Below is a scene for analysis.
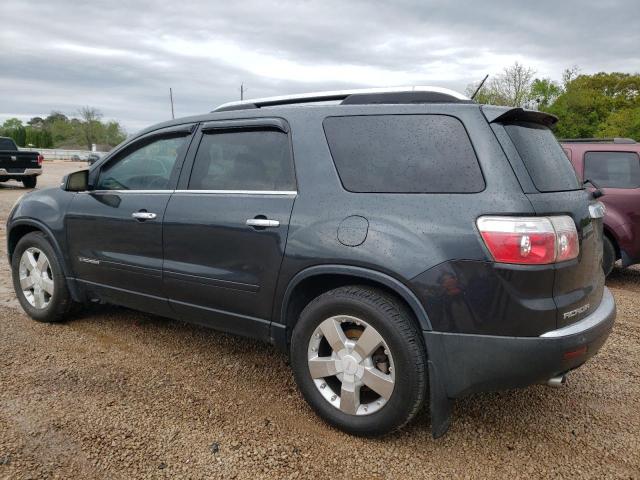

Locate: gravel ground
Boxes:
[0,163,639,479]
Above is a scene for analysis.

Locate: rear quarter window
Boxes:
[503,121,581,192]
[584,151,640,188]
[323,115,484,193]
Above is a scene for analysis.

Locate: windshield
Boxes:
[504,121,581,192]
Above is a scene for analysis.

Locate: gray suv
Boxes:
[7,87,616,437]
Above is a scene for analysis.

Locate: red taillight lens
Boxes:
[37,154,44,166]
[477,216,579,265]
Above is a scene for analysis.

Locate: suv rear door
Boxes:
[162,119,297,340]
[486,107,605,330]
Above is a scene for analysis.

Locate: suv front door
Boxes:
[162,119,297,339]
[66,125,194,315]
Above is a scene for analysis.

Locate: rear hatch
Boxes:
[0,151,40,171]
[485,106,605,330]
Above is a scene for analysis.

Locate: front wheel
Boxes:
[11,232,76,322]
[22,176,37,188]
[291,286,427,436]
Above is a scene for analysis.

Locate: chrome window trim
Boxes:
[79,189,297,196]
[174,190,297,195]
[83,190,173,194]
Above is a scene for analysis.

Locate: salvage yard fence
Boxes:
[19,147,108,161]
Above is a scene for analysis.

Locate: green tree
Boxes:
[530,78,562,109]
[2,118,23,130]
[598,107,640,140]
[545,72,640,138]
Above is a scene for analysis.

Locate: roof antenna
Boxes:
[471,75,489,100]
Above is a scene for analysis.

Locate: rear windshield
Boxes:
[504,121,581,192]
[0,138,17,150]
[323,115,484,193]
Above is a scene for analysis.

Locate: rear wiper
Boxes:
[583,178,604,199]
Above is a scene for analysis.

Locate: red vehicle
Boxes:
[562,138,640,275]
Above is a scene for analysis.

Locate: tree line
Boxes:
[467,63,640,140]
[0,107,127,150]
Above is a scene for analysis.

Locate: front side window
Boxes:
[323,115,484,193]
[584,151,640,188]
[189,129,296,191]
[97,135,188,190]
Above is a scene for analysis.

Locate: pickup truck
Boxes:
[0,136,43,188]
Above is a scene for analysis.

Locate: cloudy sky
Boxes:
[2,0,639,132]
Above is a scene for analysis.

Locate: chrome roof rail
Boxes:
[213,86,470,112]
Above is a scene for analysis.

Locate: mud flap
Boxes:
[428,359,451,439]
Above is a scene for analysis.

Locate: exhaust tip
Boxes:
[547,374,568,388]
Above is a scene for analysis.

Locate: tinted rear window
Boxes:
[323,115,484,193]
[504,121,580,192]
[0,138,17,150]
[584,151,640,188]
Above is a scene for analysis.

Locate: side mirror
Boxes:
[63,169,90,192]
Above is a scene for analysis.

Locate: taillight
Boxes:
[37,154,44,166]
[477,215,579,265]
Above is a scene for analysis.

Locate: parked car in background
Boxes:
[561,138,640,275]
[0,136,43,188]
[8,87,615,438]
[71,153,103,165]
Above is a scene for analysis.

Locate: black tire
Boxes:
[11,231,76,322]
[602,235,616,276]
[291,285,427,436]
[22,176,37,189]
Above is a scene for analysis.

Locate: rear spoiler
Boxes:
[481,105,558,127]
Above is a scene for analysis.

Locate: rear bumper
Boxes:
[0,168,42,177]
[424,287,616,398]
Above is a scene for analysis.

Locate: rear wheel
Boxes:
[291,286,427,436]
[11,232,76,322]
[22,176,37,189]
[602,236,616,276]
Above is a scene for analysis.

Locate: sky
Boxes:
[1,0,639,133]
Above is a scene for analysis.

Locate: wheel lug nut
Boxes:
[384,349,389,355]
[331,395,337,401]
[320,383,326,389]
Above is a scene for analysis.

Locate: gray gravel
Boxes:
[0,163,639,479]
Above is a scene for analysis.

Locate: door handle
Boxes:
[246,218,280,228]
[132,211,157,220]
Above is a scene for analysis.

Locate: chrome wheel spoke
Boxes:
[353,325,383,359]
[362,367,394,399]
[20,275,35,290]
[319,318,348,353]
[36,253,48,271]
[42,277,54,295]
[308,356,341,379]
[24,250,38,271]
[33,289,46,309]
[339,379,360,415]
